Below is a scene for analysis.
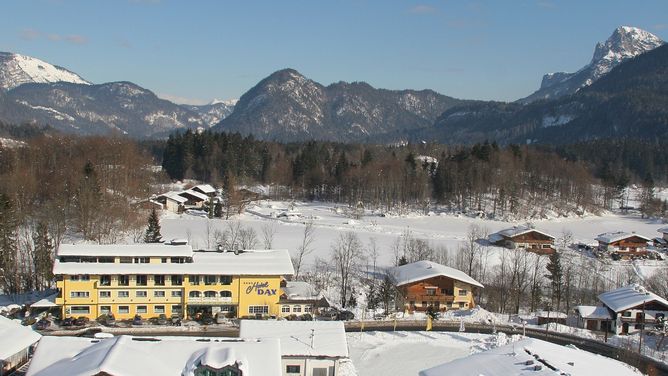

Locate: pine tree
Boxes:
[546,251,563,310]
[33,221,54,290]
[398,255,408,266]
[0,193,19,294]
[144,208,163,243]
[76,161,102,240]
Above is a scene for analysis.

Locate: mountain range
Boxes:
[0,26,665,144]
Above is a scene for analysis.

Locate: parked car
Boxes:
[200,315,215,325]
[171,314,182,326]
[61,317,74,327]
[132,315,143,326]
[215,312,228,324]
[156,314,168,325]
[337,310,355,321]
[74,316,89,327]
[35,319,51,330]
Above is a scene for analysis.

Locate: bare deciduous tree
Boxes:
[292,221,316,279]
[260,222,277,249]
[331,232,364,308]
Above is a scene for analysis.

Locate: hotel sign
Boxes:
[244,281,277,296]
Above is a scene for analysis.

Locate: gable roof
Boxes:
[388,260,483,288]
[282,281,319,300]
[239,320,348,358]
[496,226,554,239]
[575,305,613,320]
[598,284,668,313]
[193,184,216,194]
[178,189,209,202]
[157,191,188,204]
[419,338,639,376]
[595,231,651,244]
[0,315,41,360]
[27,335,281,376]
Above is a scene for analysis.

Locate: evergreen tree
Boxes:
[33,221,54,290]
[546,251,563,310]
[398,255,408,266]
[75,161,102,240]
[0,193,19,294]
[144,208,163,243]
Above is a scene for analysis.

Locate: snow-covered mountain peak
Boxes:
[209,98,238,106]
[520,26,664,103]
[0,51,90,91]
[591,26,664,77]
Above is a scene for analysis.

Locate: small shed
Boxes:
[535,310,567,325]
[0,316,41,376]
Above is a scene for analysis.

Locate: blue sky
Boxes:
[1,0,666,104]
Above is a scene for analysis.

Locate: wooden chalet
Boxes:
[595,231,650,259]
[597,284,668,335]
[191,184,217,198]
[389,261,483,313]
[489,226,555,255]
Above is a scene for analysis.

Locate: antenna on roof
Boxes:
[310,328,315,349]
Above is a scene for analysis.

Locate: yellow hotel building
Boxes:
[54,243,294,320]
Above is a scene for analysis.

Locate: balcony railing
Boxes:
[187,296,233,304]
[407,295,456,303]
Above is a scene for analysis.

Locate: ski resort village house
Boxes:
[655,227,668,249]
[54,243,294,320]
[155,191,188,213]
[595,231,651,259]
[26,335,281,376]
[389,260,483,313]
[278,281,330,319]
[0,316,41,376]
[576,284,668,335]
[191,184,217,198]
[239,320,348,376]
[488,226,555,254]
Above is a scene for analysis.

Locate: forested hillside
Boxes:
[160,130,668,218]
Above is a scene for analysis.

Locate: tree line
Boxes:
[0,136,154,294]
[159,130,668,219]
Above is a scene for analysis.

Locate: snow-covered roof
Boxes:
[179,189,209,202]
[157,191,188,203]
[658,227,668,234]
[31,294,58,308]
[0,315,41,360]
[496,226,554,239]
[575,305,613,320]
[388,260,483,288]
[193,184,216,194]
[53,249,294,276]
[282,281,319,300]
[595,231,650,244]
[239,320,348,358]
[57,243,193,257]
[598,284,668,313]
[27,335,281,376]
[487,233,504,243]
[419,337,639,376]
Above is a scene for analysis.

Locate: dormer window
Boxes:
[194,364,242,376]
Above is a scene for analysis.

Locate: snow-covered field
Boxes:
[159,200,667,276]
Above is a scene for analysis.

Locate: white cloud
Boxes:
[409,4,437,14]
[157,93,211,106]
[19,28,88,45]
